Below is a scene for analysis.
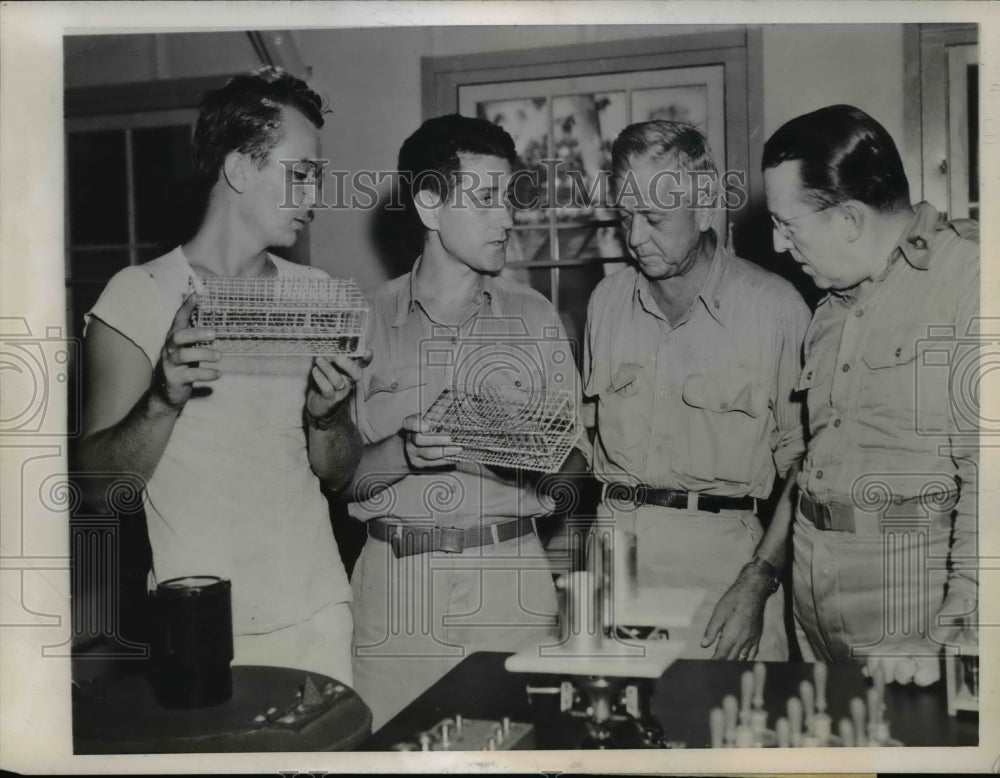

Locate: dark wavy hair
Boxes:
[397,114,516,209]
[192,67,325,190]
[762,104,910,214]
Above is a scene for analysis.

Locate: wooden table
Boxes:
[362,651,977,750]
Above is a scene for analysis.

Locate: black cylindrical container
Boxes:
[150,575,233,709]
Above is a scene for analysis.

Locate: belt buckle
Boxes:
[830,503,856,533]
[801,494,832,531]
[436,526,466,553]
[816,501,834,531]
[806,496,855,533]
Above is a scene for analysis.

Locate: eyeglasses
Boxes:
[770,204,838,239]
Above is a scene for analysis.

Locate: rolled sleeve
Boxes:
[85,265,175,367]
[771,296,811,477]
[948,259,980,597]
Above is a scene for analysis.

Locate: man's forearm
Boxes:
[307,404,364,493]
[752,459,801,570]
[950,445,978,599]
[74,390,182,504]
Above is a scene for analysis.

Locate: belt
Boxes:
[798,493,858,532]
[798,492,956,535]
[604,483,755,514]
[367,516,536,558]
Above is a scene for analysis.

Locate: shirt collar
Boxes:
[695,238,729,326]
[818,202,944,309]
[632,231,729,328]
[392,255,498,327]
[893,202,944,270]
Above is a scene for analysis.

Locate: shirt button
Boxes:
[833,419,842,428]
[841,363,850,373]
[854,309,864,317]
[451,336,458,344]
[390,381,399,390]
[816,470,824,479]
[720,402,729,410]
[894,347,902,357]
[806,371,813,380]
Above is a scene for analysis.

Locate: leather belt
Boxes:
[798,493,859,532]
[604,483,755,514]
[367,516,537,558]
[798,492,957,534]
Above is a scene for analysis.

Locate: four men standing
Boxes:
[79,65,978,731]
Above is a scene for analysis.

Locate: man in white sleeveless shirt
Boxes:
[76,69,364,683]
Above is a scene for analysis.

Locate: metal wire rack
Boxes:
[191,276,368,356]
[422,381,578,473]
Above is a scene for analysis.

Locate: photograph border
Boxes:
[1,2,997,774]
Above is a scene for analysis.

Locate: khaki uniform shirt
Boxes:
[350,260,586,529]
[796,202,979,595]
[583,239,810,498]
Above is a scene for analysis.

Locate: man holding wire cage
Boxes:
[75,69,366,685]
[345,114,591,730]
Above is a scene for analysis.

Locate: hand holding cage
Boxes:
[190,275,369,357]
[421,380,579,473]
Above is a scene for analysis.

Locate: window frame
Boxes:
[63,73,319,338]
[421,28,763,309]
[904,23,979,219]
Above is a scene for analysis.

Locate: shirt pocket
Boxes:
[362,369,428,442]
[681,371,764,485]
[859,325,932,429]
[596,361,647,464]
[795,344,838,410]
[861,328,920,369]
[796,348,828,393]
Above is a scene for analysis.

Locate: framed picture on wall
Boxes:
[424,28,761,348]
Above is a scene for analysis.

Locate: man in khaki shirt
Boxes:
[763,105,978,684]
[584,121,810,660]
[346,115,589,729]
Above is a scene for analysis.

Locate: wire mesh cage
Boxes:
[191,276,369,356]
[422,381,579,473]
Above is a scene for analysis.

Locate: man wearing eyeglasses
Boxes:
[762,104,979,684]
[76,70,364,683]
[583,121,811,661]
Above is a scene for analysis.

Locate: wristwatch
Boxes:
[745,556,781,594]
